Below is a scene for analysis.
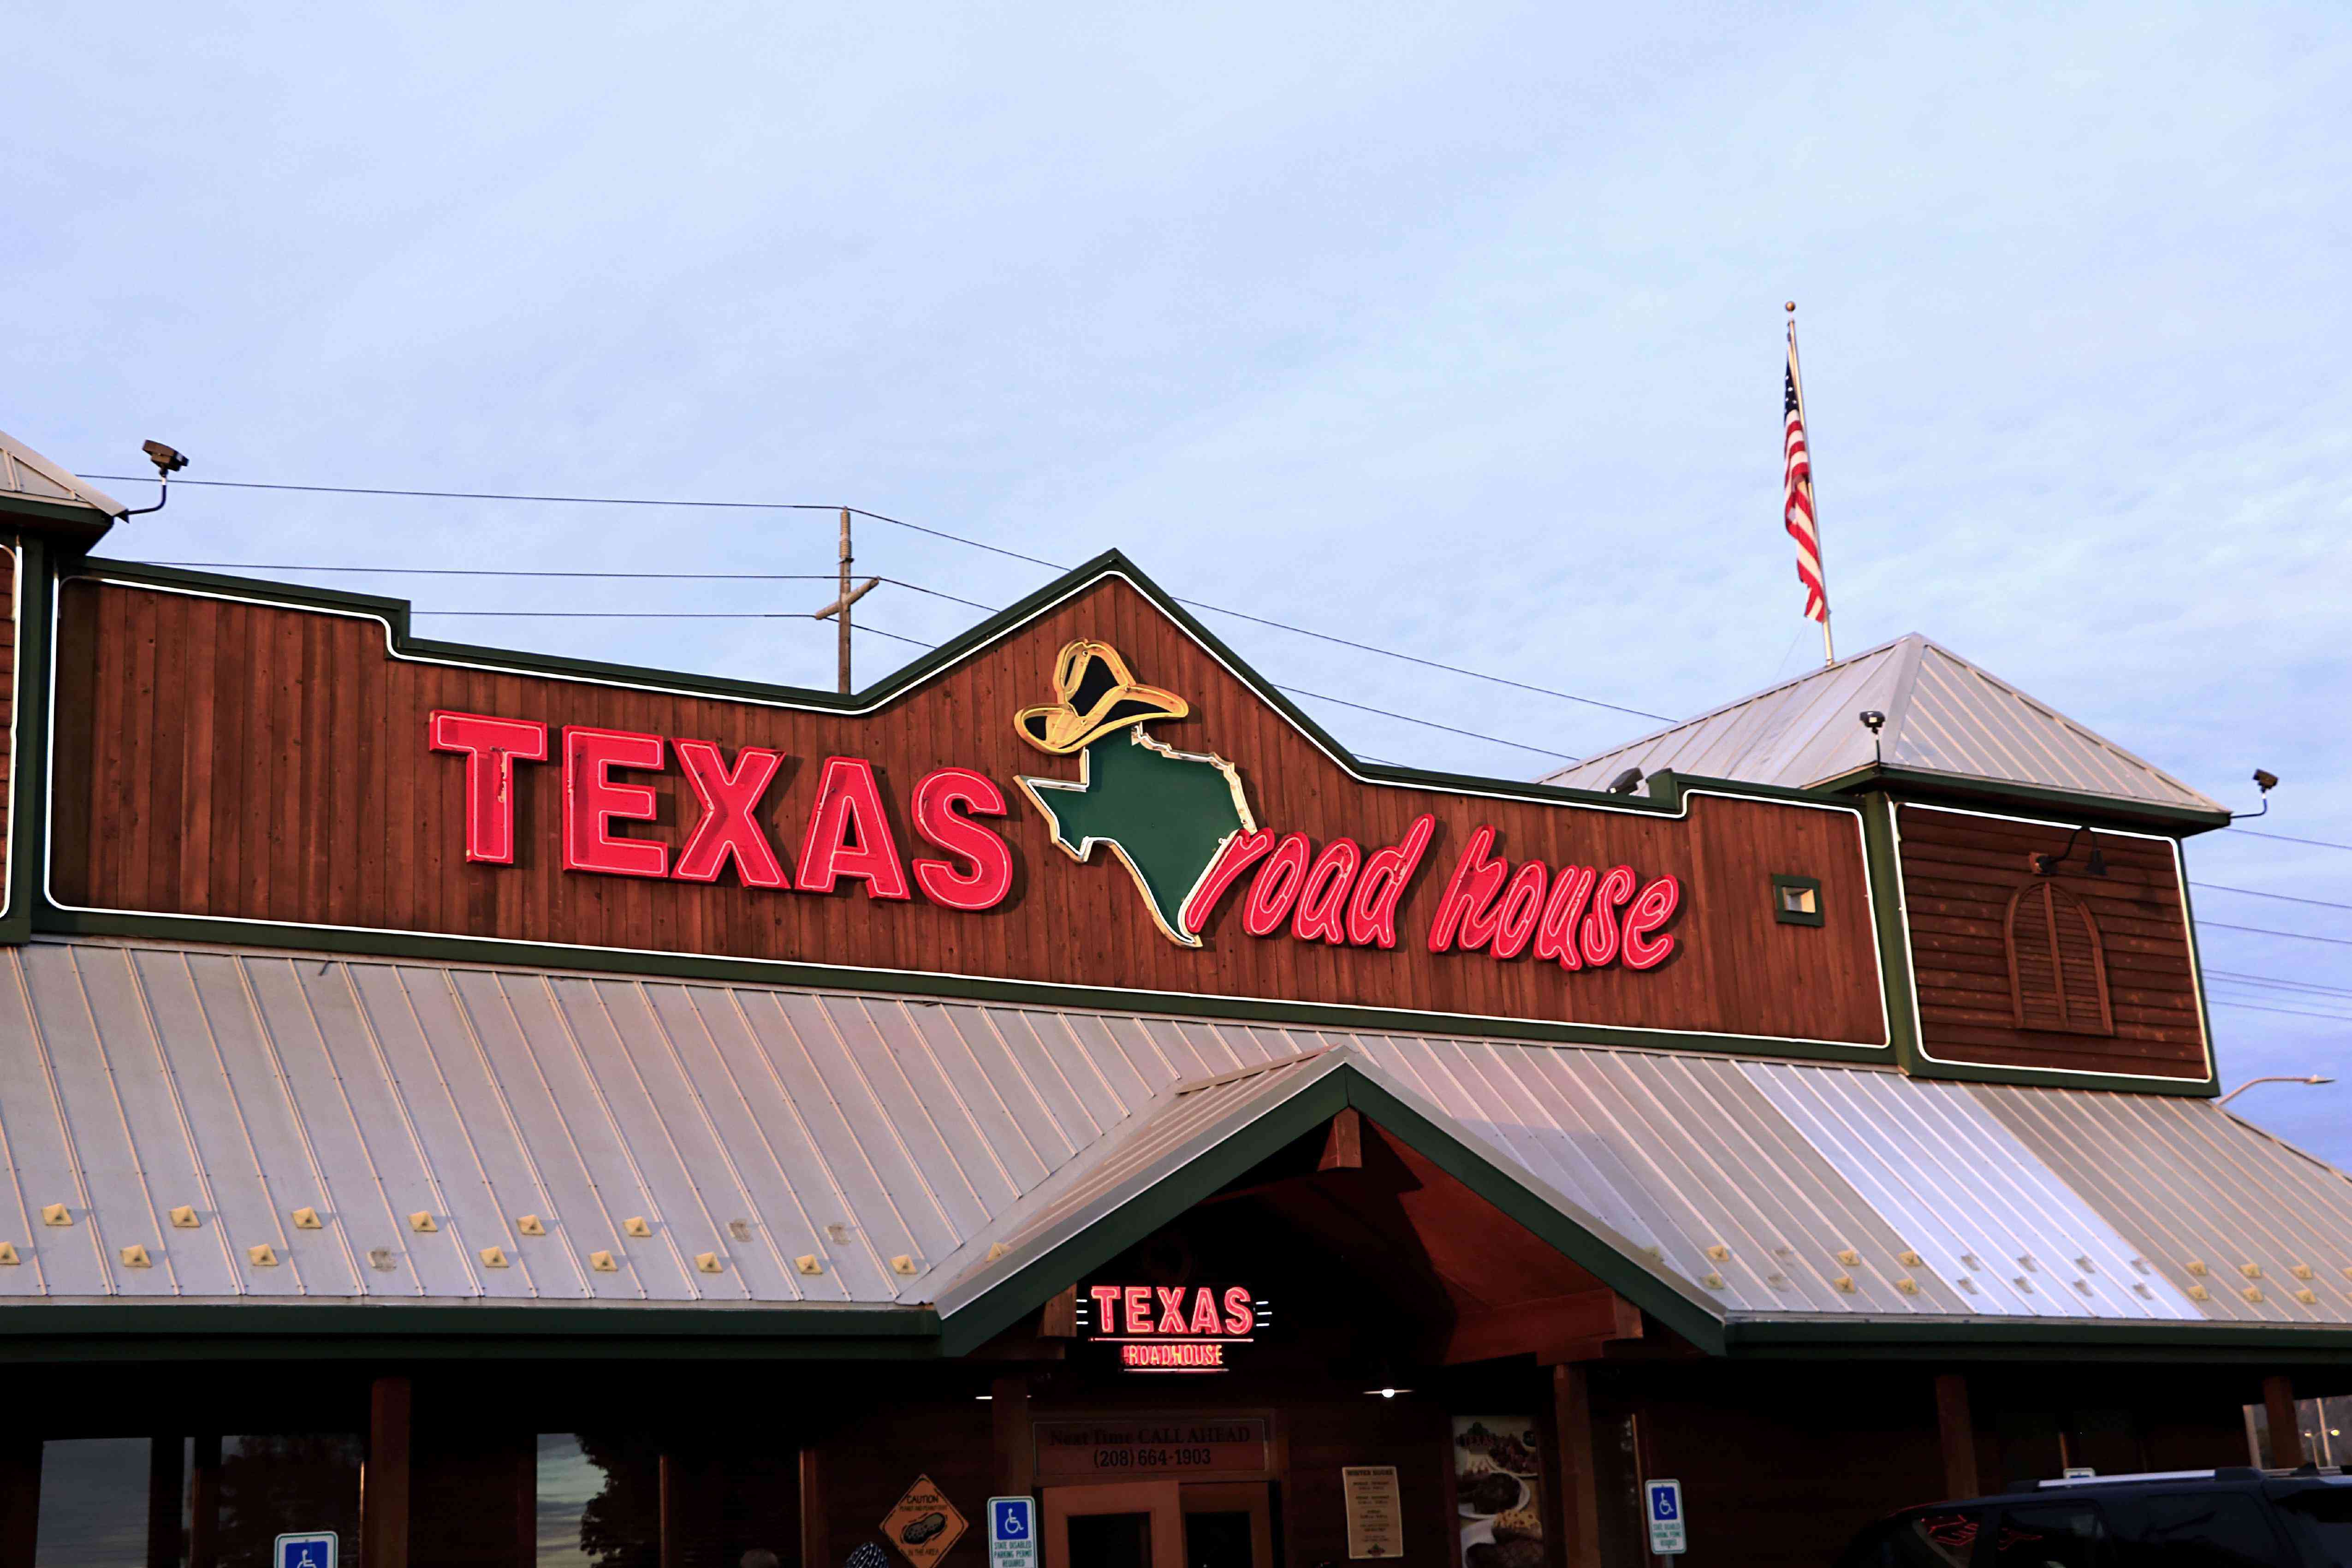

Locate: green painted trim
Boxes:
[1726,1315,2352,1362]
[0,497,117,547]
[936,1061,1731,1359]
[39,907,1899,1063]
[0,1301,940,1362]
[1814,763,2231,834]
[2,535,51,944]
[0,1301,935,1337]
[1860,792,1925,1074]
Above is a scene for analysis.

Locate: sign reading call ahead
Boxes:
[50,569,1888,1050]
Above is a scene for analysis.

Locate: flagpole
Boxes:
[1785,301,1834,665]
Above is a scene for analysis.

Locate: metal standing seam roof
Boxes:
[0,428,123,518]
[1539,634,2225,815]
[3,937,2348,1340]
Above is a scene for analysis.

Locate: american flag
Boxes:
[1782,330,1827,624]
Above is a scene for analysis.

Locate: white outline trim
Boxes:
[1891,802,2215,1086]
[42,570,1895,1055]
[2,541,18,922]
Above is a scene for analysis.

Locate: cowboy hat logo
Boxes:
[1013,639,1191,755]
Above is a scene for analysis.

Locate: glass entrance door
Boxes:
[1045,1481,1182,1568]
[1044,1481,1274,1568]
[1180,1482,1273,1568]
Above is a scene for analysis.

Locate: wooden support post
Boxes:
[1318,1108,1362,1170]
[1551,1365,1604,1568]
[2265,1375,2302,1468]
[188,1435,221,1568]
[798,1446,827,1568]
[992,1376,1035,1500]
[1038,1285,1078,1338]
[147,1437,185,1568]
[0,1436,41,1568]
[659,1453,682,1568]
[517,1437,538,1568]
[362,1377,411,1568]
[1934,1374,1979,1500]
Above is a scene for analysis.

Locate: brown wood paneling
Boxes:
[51,576,1888,1046]
[1898,803,2208,1079]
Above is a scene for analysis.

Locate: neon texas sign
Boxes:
[426,710,1686,971]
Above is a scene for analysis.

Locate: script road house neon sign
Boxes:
[1081,1284,1264,1372]
[425,639,1686,967]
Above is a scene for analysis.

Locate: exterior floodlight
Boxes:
[1606,767,1644,796]
[119,440,190,517]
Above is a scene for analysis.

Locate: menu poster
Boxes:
[1342,1466,1403,1559]
[1453,1417,1544,1568]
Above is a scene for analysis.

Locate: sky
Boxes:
[11,4,2351,1153]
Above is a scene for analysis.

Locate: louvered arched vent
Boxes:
[2004,880,2114,1036]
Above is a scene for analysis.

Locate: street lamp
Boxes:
[2215,1074,2335,1107]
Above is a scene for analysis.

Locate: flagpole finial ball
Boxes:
[1784,301,1796,312]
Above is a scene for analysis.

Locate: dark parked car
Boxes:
[1836,1468,2352,1568]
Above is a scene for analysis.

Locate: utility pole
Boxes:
[837,506,852,693]
[811,506,879,695]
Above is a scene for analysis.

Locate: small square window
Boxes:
[1771,874,1824,927]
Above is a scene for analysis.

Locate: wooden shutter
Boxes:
[2004,881,2114,1036]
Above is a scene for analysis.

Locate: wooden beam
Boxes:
[147,1437,184,1568]
[1552,1365,1604,1568]
[1318,1108,1363,1170]
[2264,1375,2302,1468]
[1037,1285,1077,1338]
[798,1446,827,1568]
[189,1434,221,1568]
[0,1436,40,1568]
[1447,1290,1639,1366]
[992,1376,1034,1498]
[1934,1373,1979,1500]
[361,1377,410,1568]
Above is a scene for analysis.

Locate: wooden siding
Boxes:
[48,574,1888,1045]
[1897,804,2208,1079]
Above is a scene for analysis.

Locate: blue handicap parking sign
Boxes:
[274,1532,338,1568]
[988,1497,1036,1568]
[1652,1488,1679,1520]
[1642,1481,1687,1555]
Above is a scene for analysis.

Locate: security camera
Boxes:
[141,440,189,475]
[2253,769,2279,793]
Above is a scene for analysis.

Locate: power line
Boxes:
[2192,882,2352,913]
[2199,921,2352,949]
[2207,998,2352,1023]
[1280,687,1574,760]
[2227,827,2352,853]
[2206,969,2352,1000]
[110,469,1671,720]
[388,606,1573,758]
[410,610,937,647]
[135,556,1589,760]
